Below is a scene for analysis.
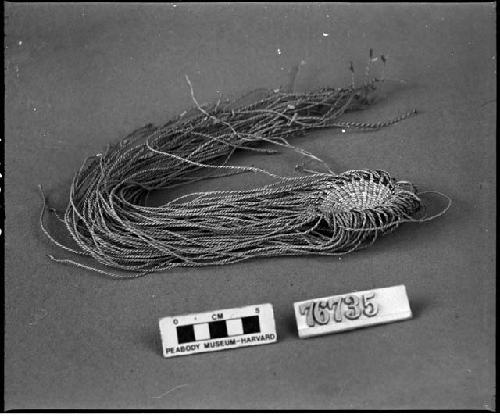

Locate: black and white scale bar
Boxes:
[176,315,261,344]
[159,303,277,358]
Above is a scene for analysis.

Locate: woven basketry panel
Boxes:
[318,170,421,215]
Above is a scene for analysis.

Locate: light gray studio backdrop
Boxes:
[4,2,496,410]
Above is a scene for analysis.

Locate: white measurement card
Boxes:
[294,285,412,338]
[159,303,277,358]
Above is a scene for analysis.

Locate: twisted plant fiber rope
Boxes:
[40,76,448,278]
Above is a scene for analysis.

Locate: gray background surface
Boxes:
[4,2,496,410]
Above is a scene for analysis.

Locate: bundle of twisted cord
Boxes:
[40,74,450,278]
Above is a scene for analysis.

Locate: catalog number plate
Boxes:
[294,285,412,338]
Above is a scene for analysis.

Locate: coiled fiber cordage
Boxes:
[40,74,449,278]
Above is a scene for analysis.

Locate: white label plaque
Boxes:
[294,285,412,338]
[159,303,277,358]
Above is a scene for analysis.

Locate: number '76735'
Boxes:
[298,293,378,327]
